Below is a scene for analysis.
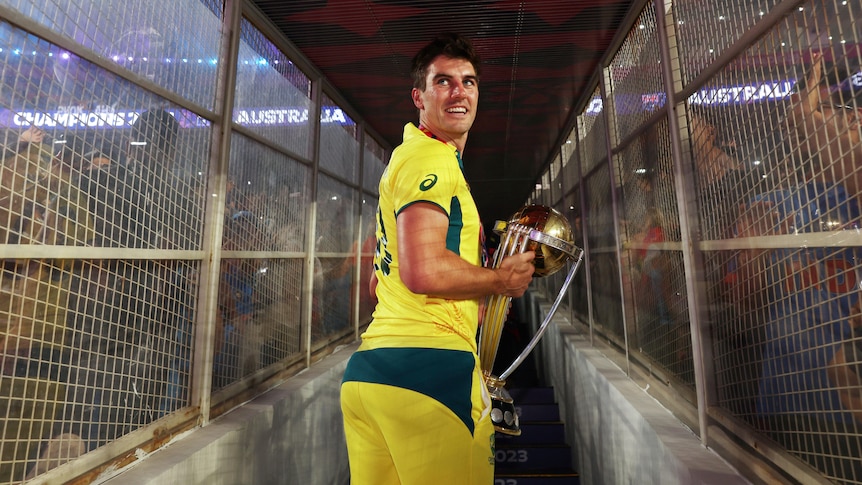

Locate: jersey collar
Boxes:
[417,124,463,170]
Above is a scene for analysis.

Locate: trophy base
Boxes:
[486,376,520,436]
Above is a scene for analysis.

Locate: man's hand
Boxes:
[19,127,45,144]
[495,251,536,297]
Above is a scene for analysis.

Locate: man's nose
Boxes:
[450,82,466,97]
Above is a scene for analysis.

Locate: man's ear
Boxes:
[411,88,423,110]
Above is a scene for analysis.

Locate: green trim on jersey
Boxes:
[342,347,476,434]
[395,199,446,218]
[446,196,463,255]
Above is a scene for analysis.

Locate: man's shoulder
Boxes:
[393,128,455,166]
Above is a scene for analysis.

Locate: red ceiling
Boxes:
[251,0,637,224]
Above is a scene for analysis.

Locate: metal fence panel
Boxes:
[235,17,314,159]
[608,5,666,144]
[689,2,862,481]
[363,136,385,196]
[319,93,359,183]
[0,0,223,110]
[313,174,357,344]
[212,134,308,392]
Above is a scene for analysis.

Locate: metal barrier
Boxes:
[0,0,381,481]
[542,0,862,483]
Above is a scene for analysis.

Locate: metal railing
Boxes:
[540,0,862,483]
[0,0,383,482]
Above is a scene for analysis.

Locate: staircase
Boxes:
[493,386,580,485]
[491,298,578,484]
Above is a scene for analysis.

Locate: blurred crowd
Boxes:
[0,106,360,480]
[623,51,862,482]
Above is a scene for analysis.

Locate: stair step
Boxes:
[516,403,560,422]
[495,444,572,471]
[494,472,581,485]
[509,387,556,405]
[494,387,576,485]
[496,422,566,445]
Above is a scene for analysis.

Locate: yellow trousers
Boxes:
[341,347,494,484]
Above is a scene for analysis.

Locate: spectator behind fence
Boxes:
[689,111,768,415]
[788,52,862,199]
[738,52,862,482]
[690,111,767,242]
[213,209,269,387]
[0,125,46,160]
[0,128,95,481]
[59,109,189,453]
[622,122,688,375]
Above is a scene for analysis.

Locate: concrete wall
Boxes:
[100,345,355,485]
[531,295,750,485]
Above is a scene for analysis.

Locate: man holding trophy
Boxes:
[340,33,536,484]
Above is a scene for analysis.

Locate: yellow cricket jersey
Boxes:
[362,123,483,353]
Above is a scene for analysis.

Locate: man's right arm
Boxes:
[397,202,535,300]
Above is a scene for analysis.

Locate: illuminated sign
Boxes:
[585,79,801,115]
[233,107,351,126]
[13,105,140,128]
[586,97,604,114]
[688,80,796,105]
[4,105,353,129]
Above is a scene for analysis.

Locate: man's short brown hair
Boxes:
[411,33,481,91]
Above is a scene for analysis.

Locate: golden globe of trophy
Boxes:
[478,204,584,435]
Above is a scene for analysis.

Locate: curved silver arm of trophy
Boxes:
[498,247,584,382]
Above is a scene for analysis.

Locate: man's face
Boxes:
[820,102,862,133]
[412,55,478,147]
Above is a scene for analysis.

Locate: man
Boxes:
[62,109,193,450]
[738,52,862,483]
[340,33,536,484]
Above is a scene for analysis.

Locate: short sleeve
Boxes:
[390,145,460,217]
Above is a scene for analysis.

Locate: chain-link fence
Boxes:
[0,0,383,482]
[541,0,862,483]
